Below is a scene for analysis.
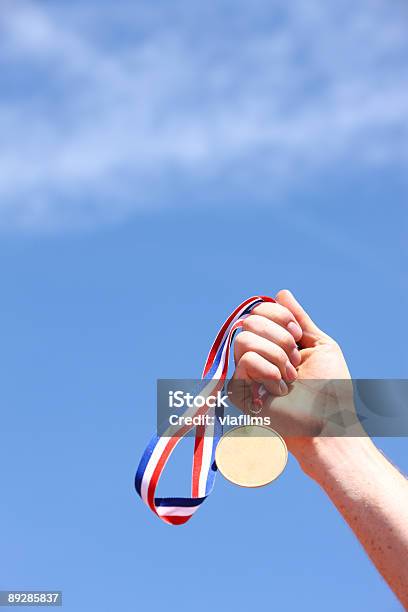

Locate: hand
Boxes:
[231,291,408,609]
[230,289,362,462]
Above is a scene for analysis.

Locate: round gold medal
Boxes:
[215,425,288,488]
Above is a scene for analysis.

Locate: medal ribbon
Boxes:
[135,295,275,525]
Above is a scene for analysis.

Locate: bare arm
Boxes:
[231,289,408,607]
[299,436,408,607]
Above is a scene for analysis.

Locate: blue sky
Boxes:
[0,2,407,611]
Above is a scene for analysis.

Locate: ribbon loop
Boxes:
[135,296,275,525]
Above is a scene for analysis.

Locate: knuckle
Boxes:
[235,330,252,351]
[275,346,289,366]
[242,315,256,333]
[277,304,293,324]
[243,315,267,336]
[239,350,258,368]
[251,303,274,319]
[253,303,293,326]
[281,330,296,351]
[267,364,281,381]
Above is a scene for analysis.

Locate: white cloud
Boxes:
[0,0,407,229]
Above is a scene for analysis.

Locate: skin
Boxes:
[231,289,408,608]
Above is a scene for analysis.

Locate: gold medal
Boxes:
[215,425,288,488]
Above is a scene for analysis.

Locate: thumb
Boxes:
[275,289,325,347]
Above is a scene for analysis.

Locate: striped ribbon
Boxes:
[135,295,275,525]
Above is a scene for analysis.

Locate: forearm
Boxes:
[296,437,408,607]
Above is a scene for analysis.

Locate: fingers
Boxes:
[275,289,324,347]
[232,293,321,398]
[251,302,303,342]
[234,330,298,381]
[232,300,302,398]
[242,315,301,367]
[233,351,288,397]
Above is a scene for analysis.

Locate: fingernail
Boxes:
[285,360,298,382]
[287,321,302,340]
[279,379,288,395]
[290,347,301,367]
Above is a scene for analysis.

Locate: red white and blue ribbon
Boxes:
[135,295,275,525]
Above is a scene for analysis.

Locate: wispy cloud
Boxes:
[0,0,407,229]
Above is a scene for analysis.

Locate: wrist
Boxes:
[290,435,378,485]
